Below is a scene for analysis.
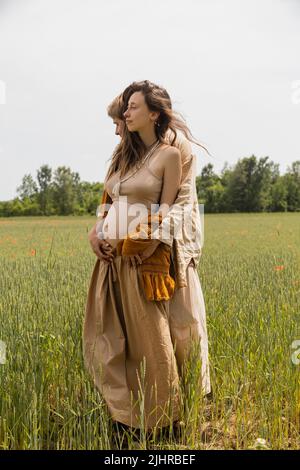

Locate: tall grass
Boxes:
[0,213,299,449]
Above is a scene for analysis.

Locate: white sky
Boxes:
[0,0,299,200]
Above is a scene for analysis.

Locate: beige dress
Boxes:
[83,155,182,430]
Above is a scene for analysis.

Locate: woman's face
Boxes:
[123,91,158,133]
[112,118,124,137]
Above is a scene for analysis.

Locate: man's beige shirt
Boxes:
[151,130,203,289]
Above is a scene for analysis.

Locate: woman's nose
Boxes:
[123,109,129,118]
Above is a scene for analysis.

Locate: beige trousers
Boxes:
[168,259,211,396]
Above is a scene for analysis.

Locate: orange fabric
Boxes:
[99,189,112,218]
[99,190,175,301]
[117,212,176,301]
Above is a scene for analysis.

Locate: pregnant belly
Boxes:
[100,200,150,250]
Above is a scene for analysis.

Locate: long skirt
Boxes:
[82,253,210,429]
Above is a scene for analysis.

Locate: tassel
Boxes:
[142,272,175,301]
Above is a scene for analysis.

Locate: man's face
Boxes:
[113,118,125,137]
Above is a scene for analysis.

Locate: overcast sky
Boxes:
[0,0,299,201]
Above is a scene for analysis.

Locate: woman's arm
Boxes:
[158,146,182,218]
[126,146,182,267]
[151,138,194,247]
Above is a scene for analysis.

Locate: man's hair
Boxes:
[107,93,124,120]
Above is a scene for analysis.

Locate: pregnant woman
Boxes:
[83,80,210,433]
[106,90,211,398]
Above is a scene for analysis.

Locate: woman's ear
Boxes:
[150,111,160,122]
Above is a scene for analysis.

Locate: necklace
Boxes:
[111,140,161,197]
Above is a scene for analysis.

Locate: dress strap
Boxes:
[111,140,162,197]
[145,152,163,181]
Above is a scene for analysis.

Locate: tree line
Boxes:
[0,155,299,217]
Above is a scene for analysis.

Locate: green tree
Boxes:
[285,160,300,211]
[78,181,104,215]
[269,177,288,212]
[51,166,80,215]
[16,174,38,201]
[226,155,276,212]
[196,163,221,212]
[37,165,53,215]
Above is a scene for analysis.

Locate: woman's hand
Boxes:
[126,239,161,269]
[88,226,115,264]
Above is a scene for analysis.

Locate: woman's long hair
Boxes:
[105,80,211,181]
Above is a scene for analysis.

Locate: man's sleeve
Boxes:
[151,140,195,247]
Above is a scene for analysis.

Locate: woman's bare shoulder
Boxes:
[148,144,181,179]
[160,144,181,163]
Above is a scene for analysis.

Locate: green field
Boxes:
[0,213,299,449]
